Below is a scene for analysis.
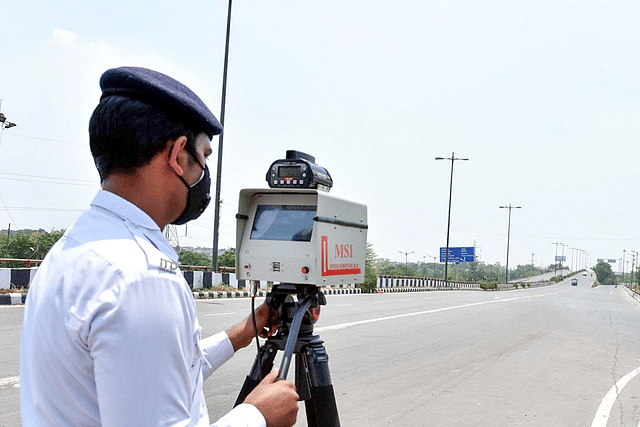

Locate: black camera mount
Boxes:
[234,284,341,427]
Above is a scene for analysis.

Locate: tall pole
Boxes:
[500,204,521,285]
[5,223,10,259]
[632,250,638,287]
[0,101,18,149]
[435,152,468,286]
[212,0,233,271]
[552,242,561,276]
[429,255,437,278]
[399,250,414,275]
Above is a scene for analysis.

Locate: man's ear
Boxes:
[167,136,188,176]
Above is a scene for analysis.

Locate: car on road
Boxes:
[583,272,587,276]
[572,279,578,286]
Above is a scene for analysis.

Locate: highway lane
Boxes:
[2,275,640,426]
[511,268,571,283]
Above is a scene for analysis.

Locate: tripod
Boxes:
[234,284,341,427]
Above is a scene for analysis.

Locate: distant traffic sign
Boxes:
[440,247,475,263]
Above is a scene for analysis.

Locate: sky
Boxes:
[1,0,639,272]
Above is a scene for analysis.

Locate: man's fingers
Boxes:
[261,368,279,384]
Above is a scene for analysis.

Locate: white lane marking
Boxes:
[0,376,20,388]
[316,290,563,333]
[204,312,236,316]
[591,366,640,427]
[336,304,352,307]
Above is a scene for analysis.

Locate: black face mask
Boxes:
[171,163,211,225]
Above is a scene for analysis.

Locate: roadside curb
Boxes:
[377,287,482,293]
[623,285,640,303]
[1,288,364,305]
[192,288,363,299]
[0,293,27,305]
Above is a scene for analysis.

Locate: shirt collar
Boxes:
[91,190,179,262]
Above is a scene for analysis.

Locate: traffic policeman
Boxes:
[20,67,299,427]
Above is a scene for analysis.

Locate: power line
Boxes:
[0,174,99,187]
[4,133,86,147]
[0,172,96,183]
[3,207,84,212]
[0,192,17,228]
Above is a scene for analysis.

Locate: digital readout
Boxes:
[278,165,302,178]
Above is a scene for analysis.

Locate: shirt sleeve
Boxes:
[212,404,266,427]
[200,331,235,381]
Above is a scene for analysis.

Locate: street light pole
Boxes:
[212,0,233,271]
[0,101,18,149]
[399,250,414,274]
[435,152,468,286]
[629,252,637,286]
[429,255,437,278]
[552,242,562,276]
[499,204,521,285]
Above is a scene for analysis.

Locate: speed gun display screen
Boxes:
[278,165,303,178]
[250,205,316,242]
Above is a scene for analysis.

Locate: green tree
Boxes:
[179,251,211,267]
[7,233,33,260]
[359,242,378,292]
[38,229,65,257]
[593,261,615,286]
[218,248,236,269]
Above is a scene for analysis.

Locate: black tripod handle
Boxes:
[278,296,313,381]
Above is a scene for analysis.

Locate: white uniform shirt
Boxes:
[20,190,265,427]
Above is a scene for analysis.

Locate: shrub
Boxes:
[358,280,378,293]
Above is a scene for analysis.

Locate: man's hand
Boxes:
[227,303,281,351]
[244,369,299,427]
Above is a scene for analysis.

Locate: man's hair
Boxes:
[89,95,199,181]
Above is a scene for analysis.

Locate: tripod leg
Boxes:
[234,340,278,407]
[301,339,341,427]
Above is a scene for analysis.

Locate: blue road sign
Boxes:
[440,247,475,263]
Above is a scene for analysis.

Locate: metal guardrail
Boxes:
[0,258,43,268]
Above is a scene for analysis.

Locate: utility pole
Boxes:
[5,223,10,260]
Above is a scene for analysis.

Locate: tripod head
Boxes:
[266,284,326,337]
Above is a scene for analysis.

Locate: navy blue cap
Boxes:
[99,66,222,137]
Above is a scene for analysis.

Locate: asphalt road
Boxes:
[3,275,640,426]
[511,268,571,283]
